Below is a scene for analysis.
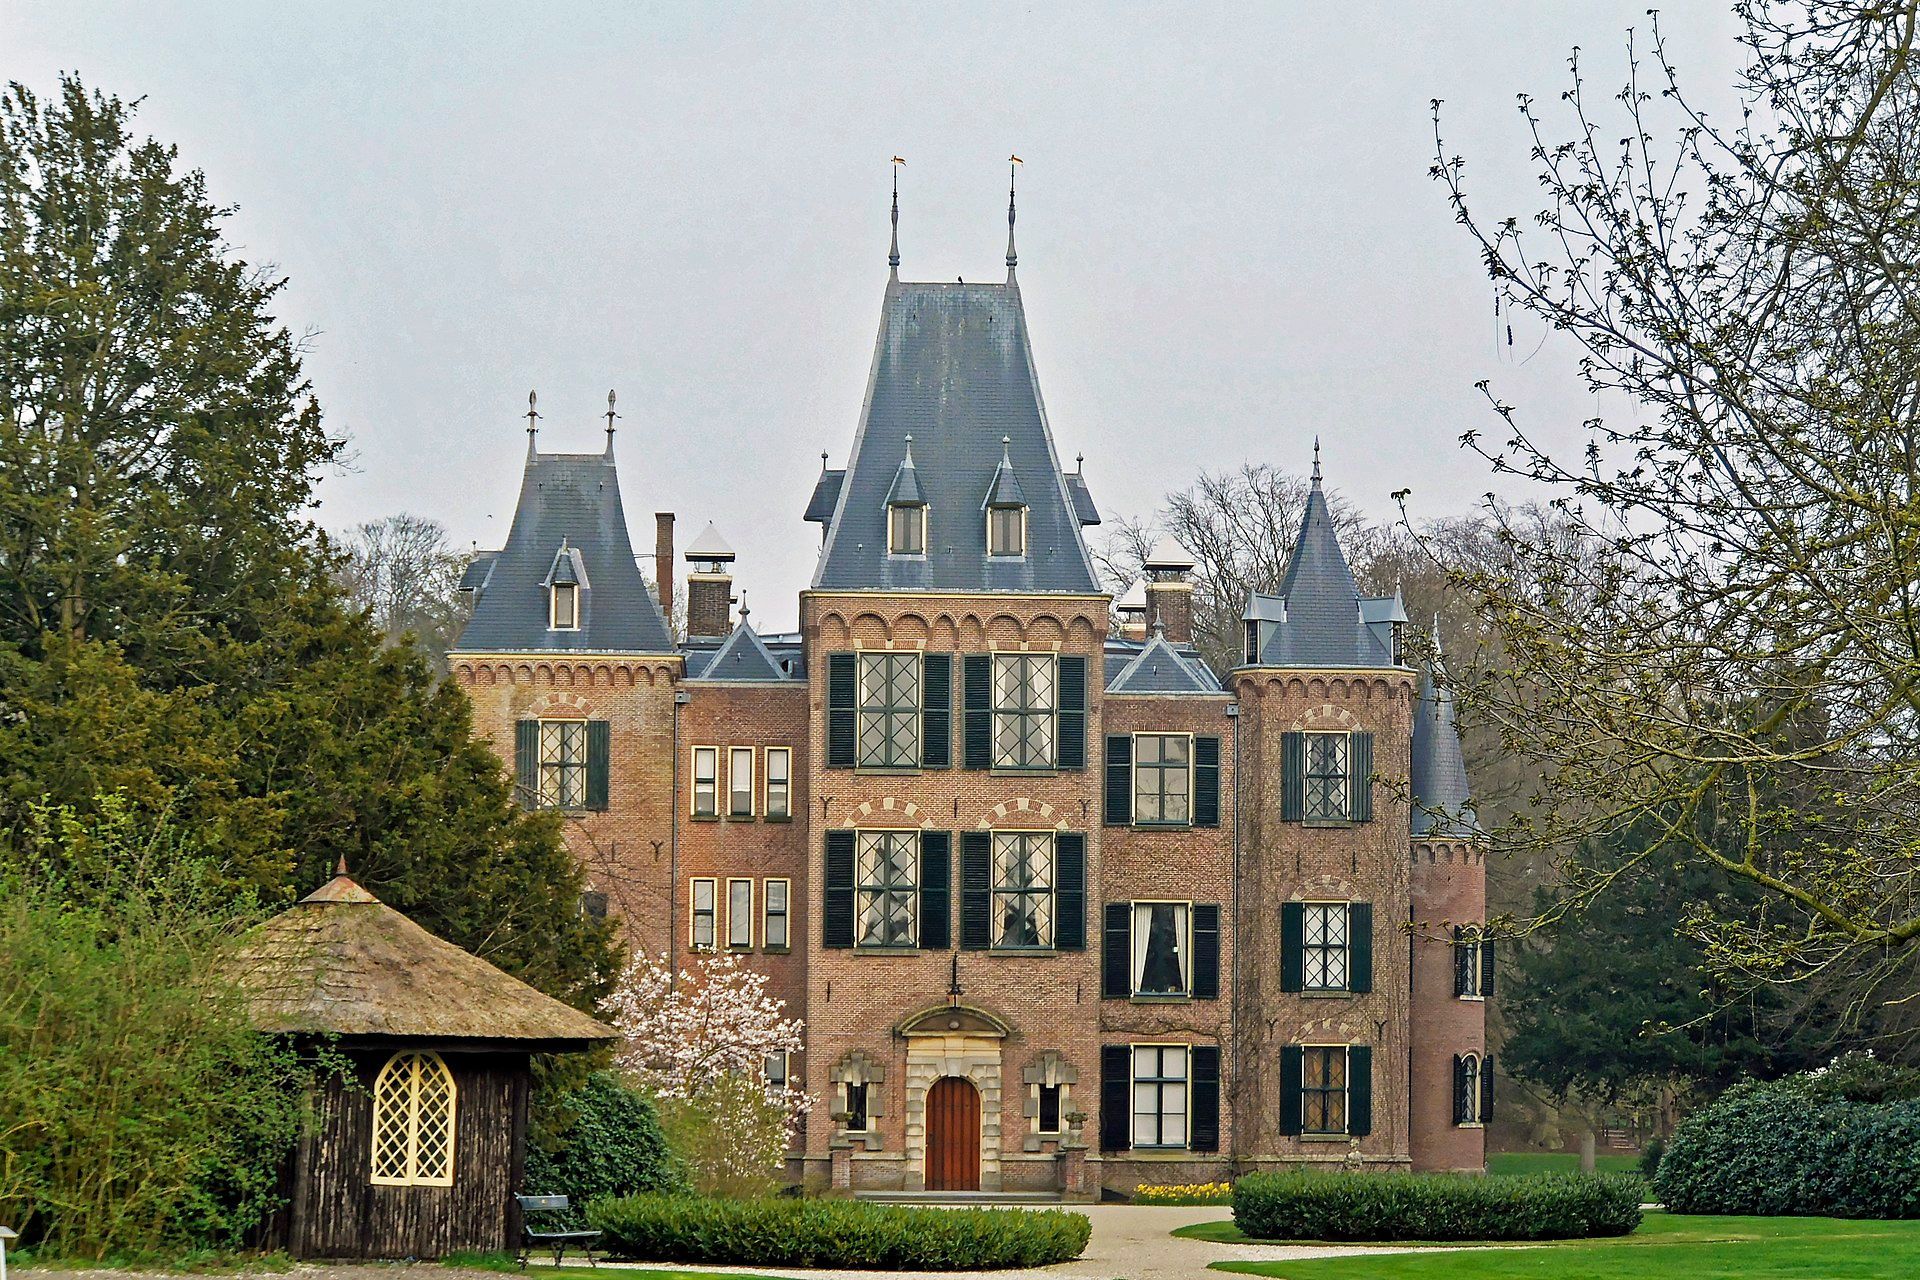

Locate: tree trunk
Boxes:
[1579,1129,1596,1173]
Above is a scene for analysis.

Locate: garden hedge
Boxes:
[1655,1060,1920,1218]
[588,1194,1091,1270]
[1233,1170,1642,1242]
[524,1071,685,1220]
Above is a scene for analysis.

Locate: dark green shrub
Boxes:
[525,1071,685,1219]
[588,1194,1091,1270]
[1232,1170,1642,1242]
[1637,1136,1664,1180]
[1655,1069,1920,1218]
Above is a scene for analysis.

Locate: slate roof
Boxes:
[458,551,497,594]
[1243,465,1405,669]
[1064,472,1100,525]
[806,469,846,522]
[228,872,615,1047]
[1106,631,1224,694]
[453,449,675,654]
[685,618,795,684]
[1411,634,1481,837]
[885,440,926,506]
[811,279,1102,593]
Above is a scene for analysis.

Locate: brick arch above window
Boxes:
[971,797,1064,829]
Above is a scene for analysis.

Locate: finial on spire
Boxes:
[335,853,349,877]
[1076,451,1085,475]
[902,433,915,466]
[1311,436,1322,486]
[604,389,618,453]
[525,390,540,455]
[739,591,750,621]
[821,450,830,473]
[889,156,904,277]
[1006,154,1022,278]
[1001,434,1013,462]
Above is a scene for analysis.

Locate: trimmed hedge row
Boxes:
[1655,1071,1920,1218]
[1233,1170,1642,1242]
[587,1194,1092,1270]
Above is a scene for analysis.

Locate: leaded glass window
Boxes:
[857,653,921,768]
[1134,734,1191,824]
[991,831,1054,949]
[992,653,1055,769]
[1304,731,1351,822]
[370,1051,456,1186]
[1132,901,1190,996]
[855,830,918,947]
[1302,1046,1348,1135]
[538,721,588,809]
[1303,903,1350,990]
[1132,1045,1188,1148]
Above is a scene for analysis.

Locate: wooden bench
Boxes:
[514,1194,601,1268]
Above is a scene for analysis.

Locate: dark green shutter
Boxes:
[827,653,857,768]
[963,655,992,769]
[585,720,610,811]
[824,830,855,948]
[1279,1045,1304,1136]
[1349,731,1374,822]
[921,653,952,769]
[1104,735,1133,824]
[1191,1045,1221,1153]
[1100,1045,1132,1151]
[1194,735,1221,827]
[919,831,951,949]
[1482,936,1497,997]
[1103,902,1131,997]
[1193,903,1221,1000]
[1281,900,1306,992]
[1481,1054,1495,1123]
[515,719,539,807]
[1453,1055,1468,1125]
[1055,833,1086,950]
[1281,731,1305,821]
[960,831,992,949]
[1453,926,1470,996]
[1348,1046,1373,1136]
[1056,654,1087,769]
[1348,901,1373,993]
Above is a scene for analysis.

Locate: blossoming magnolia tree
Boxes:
[601,950,808,1194]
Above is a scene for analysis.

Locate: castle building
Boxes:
[449,184,1489,1196]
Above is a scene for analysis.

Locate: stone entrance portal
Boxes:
[899,1004,1008,1192]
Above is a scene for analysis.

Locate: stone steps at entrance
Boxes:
[854,1190,1067,1206]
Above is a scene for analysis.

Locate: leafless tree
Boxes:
[336,513,469,667]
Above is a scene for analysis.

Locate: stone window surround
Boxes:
[830,1050,886,1151]
[1021,1050,1081,1152]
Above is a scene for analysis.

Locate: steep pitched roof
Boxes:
[1064,472,1100,525]
[1411,632,1482,837]
[812,279,1101,593]
[453,450,674,654]
[228,873,616,1046]
[686,617,792,683]
[884,438,926,506]
[1107,631,1224,694]
[1246,462,1402,669]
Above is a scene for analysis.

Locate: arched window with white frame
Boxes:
[370,1050,457,1186]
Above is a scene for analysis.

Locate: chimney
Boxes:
[654,513,675,621]
[1115,579,1148,642]
[684,522,736,639]
[1142,536,1197,645]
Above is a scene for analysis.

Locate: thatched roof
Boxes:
[229,872,616,1048]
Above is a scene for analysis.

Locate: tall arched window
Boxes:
[1453,1052,1482,1126]
[371,1051,457,1186]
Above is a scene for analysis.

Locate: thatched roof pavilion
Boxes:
[231,869,615,1260]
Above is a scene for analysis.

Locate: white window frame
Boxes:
[690,877,717,951]
[691,746,718,817]
[764,1051,791,1091]
[369,1050,458,1187]
[888,503,928,556]
[1302,900,1351,992]
[728,746,755,818]
[1130,1043,1189,1150]
[987,504,1027,557]
[549,581,579,631]
[537,718,590,810]
[1131,899,1192,997]
[1303,730,1352,823]
[765,747,792,819]
[1300,1043,1351,1136]
[764,876,791,950]
[990,650,1057,770]
[727,877,754,949]
[856,651,922,769]
[854,828,920,949]
[1458,1052,1484,1127]
[1132,732,1194,826]
[990,829,1056,951]
[1457,930,1488,1000]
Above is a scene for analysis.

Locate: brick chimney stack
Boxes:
[1143,536,1197,645]
[654,512,675,622]
[684,522,736,639]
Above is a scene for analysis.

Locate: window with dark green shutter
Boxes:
[921,654,952,768]
[1348,902,1373,993]
[1057,655,1086,769]
[919,831,951,949]
[1055,833,1085,950]
[1193,735,1220,827]
[1480,1054,1495,1123]
[1349,1045,1373,1136]
[823,830,855,948]
[1104,735,1133,824]
[1280,901,1306,992]
[1481,936,1497,997]
[959,831,992,949]
[1301,1046,1349,1134]
[1281,731,1305,822]
[1099,1045,1131,1151]
[1191,1045,1221,1152]
[585,720,610,811]
[1102,903,1131,997]
[1279,1045,1304,1135]
[515,719,539,807]
[963,655,992,769]
[827,654,857,768]
[1192,904,1221,1000]
[1349,731,1374,822]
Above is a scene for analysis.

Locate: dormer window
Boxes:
[889,503,926,555]
[550,582,578,630]
[987,505,1025,557]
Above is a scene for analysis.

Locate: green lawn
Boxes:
[446,1254,798,1280]
[1207,1213,1920,1280]
[1487,1151,1642,1177]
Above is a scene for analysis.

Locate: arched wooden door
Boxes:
[925,1075,981,1191]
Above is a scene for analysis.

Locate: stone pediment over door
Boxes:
[896,1004,1011,1040]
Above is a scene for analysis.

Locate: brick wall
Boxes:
[1409,838,1488,1171]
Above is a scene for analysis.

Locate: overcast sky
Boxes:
[6,2,1744,633]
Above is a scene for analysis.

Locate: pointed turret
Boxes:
[885,435,925,507]
[1411,620,1481,837]
[1005,156,1020,281]
[984,436,1028,509]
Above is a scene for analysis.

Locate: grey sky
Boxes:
[6,2,1743,633]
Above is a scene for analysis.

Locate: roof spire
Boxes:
[1311,436,1322,487]
[336,853,349,877]
[525,390,540,456]
[902,433,915,467]
[604,389,618,455]
[889,156,904,278]
[1006,154,1022,279]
